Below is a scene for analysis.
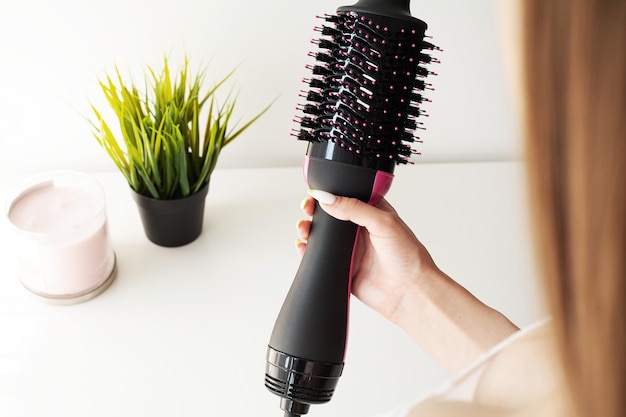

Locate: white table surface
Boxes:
[0,162,544,417]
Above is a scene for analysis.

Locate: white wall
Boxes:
[0,0,521,176]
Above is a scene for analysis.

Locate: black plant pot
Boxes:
[130,184,210,247]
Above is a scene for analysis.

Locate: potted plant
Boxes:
[90,56,270,247]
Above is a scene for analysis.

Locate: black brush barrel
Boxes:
[293,7,432,167]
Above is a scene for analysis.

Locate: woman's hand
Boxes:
[296,191,438,324]
[296,190,519,374]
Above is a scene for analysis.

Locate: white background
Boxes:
[0,0,520,175]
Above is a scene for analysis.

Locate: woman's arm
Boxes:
[299,191,519,373]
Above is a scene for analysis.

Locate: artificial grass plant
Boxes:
[90,57,270,199]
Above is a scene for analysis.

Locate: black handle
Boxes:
[269,203,360,363]
[268,154,382,363]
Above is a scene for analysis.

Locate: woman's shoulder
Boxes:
[405,393,566,417]
[396,320,567,417]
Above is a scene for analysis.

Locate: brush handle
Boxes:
[268,154,393,364]
[268,205,358,363]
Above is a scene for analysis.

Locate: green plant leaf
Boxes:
[224,99,275,147]
[90,56,272,199]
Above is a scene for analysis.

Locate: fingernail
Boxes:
[308,189,337,205]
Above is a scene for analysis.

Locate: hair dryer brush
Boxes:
[265,1,439,416]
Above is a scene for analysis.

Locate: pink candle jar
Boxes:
[6,171,116,304]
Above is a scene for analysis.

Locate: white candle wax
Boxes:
[6,172,115,302]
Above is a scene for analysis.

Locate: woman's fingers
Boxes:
[296,219,311,240]
[295,238,307,259]
[295,219,311,258]
[308,190,396,237]
[300,196,315,217]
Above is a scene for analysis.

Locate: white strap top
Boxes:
[377,319,565,417]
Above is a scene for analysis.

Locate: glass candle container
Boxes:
[5,171,116,304]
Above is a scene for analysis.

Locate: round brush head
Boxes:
[293,10,440,170]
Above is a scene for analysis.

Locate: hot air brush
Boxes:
[265,1,439,416]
